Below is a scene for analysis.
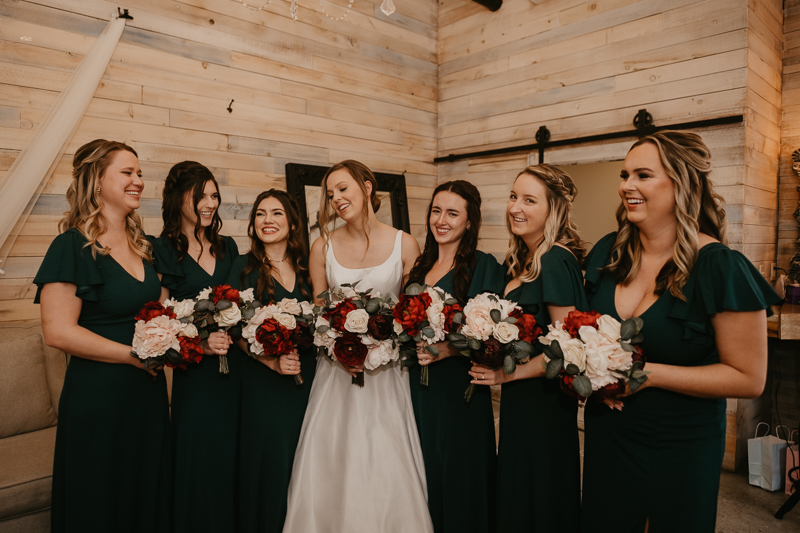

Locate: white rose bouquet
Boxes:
[539,310,648,401]
[131,299,203,371]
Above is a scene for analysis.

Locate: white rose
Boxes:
[364,339,399,370]
[344,309,369,334]
[197,287,212,301]
[425,300,446,343]
[300,301,315,316]
[179,322,198,338]
[424,287,444,304]
[241,323,259,344]
[239,288,255,304]
[539,322,573,355]
[462,294,498,341]
[249,340,265,356]
[314,316,338,350]
[278,298,302,315]
[132,315,182,359]
[497,298,518,320]
[215,305,242,328]
[164,298,195,319]
[596,315,622,342]
[561,338,587,373]
[492,321,520,344]
[393,319,404,335]
[274,312,297,331]
[579,326,625,390]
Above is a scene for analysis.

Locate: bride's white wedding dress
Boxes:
[283,230,433,533]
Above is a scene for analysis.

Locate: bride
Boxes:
[283,160,434,532]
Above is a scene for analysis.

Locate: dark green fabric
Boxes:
[34,228,170,533]
[150,236,241,533]
[228,254,316,533]
[409,250,504,533]
[497,246,586,533]
[581,232,782,533]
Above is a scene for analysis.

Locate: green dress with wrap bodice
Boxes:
[496,245,586,533]
[227,254,317,533]
[409,250,504,533]
[34,228,170,533]
[150,236,240,533]
[581,233,781,533]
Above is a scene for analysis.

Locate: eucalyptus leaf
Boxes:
[251,300,262,309]
[572,375,593,398]
[549,340,564,360]
[406,283,423,296]
[216,299,233,311]
[422,327,436,339]
[620,319,638,341]
[490,309,502,324]
[629,334,643,344]
[450,341,469,350]
[460,350,471,357]
[354,300,364,309]
[503,355,516,375]
[513,340,533,354]
[165,348,183,366]
[364,288,373,295]
[340,282,353,288]
[179,316,193,324]
[620,342,635,352]
[444,298,458,306]
[545,357,564,379]
[425,345,440,357]
[365,299,381,314]
[200,329,209,339]
[447,333,466,342]
[631,370,647,379]
[413,334,422,342]
[468,338,482,351]
[243,308,255,321]
[399,332,412,343]
[565,363,580,376]
[630,375,648,393]
[317,291,329,300]
[453,312,463,325]
[317,325,330,334]
[503,317,518,324]
[487,294,498,302]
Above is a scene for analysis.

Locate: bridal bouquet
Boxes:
[193,284,258,374]
[393,283,463,386]
[539,310,648,401]
[313,282,399,387]
[131,299,203,371]
[448,292,541,402]
[241,298,315,385]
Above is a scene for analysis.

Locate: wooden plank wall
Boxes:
[781,0,800,271]
[0,0,438,325]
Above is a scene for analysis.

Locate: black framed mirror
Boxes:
[285,163,410,255]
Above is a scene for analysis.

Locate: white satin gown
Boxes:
[283,230,434,533]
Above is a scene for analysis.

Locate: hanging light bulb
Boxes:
[380,0,395,16]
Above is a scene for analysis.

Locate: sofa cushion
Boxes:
[0,426,56,520]
[0,334,57,438]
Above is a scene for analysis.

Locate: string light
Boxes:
[230,0,271,11]
[317,0,354,21]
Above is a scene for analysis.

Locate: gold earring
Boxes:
[96,186,100,194]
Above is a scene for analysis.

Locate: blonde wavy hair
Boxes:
[318,160,381,256]
[604,130,727,300]
[59,139,152,262]
[505,164,587,282]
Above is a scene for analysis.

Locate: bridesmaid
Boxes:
[471,164,586,533]
[227,189,316,533]
[406,180,503,533]
[36,139,170,532]
[581,131,780,532]
[150,161,239,533]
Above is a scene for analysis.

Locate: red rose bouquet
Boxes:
[193,285,259,374]
[539,310,648,401]
[131,299,203,371]
[312,282,399,387]
[241,298,315,385]
[448,292,541,402]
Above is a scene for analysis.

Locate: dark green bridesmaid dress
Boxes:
[150,236,241,533]
[581,233,781,533]
[409,250,505,533]
[497,246,586,533]
[227,254,316,533]
[34,228,170,533]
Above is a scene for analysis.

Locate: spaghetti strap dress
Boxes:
[150,235,240,533]
[283,230,434,533]
[227,254,317,533]
[497,245,586,533]
[409,250,505,533]
[34,228,170,533]
[581,233,781,533]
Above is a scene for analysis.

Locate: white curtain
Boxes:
[0,14,128,274]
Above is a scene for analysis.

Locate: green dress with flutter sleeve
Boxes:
[34,228,170,533]
[409,250,505,533]
[496,245,586,533]
[227,253,316,533]
[581,233,781,533]
[150,235,240,533]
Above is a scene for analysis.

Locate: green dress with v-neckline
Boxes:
[227,253,316,533]
[409,250,504,533]
[150,235,240,533]
[496,245,586,533]
[581,233,782,533]
[34,228,171,533]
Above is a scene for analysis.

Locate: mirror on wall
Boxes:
[285,163,410,255]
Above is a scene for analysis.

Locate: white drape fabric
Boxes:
[0,15,127,274]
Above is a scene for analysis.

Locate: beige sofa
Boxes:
[0,324,66,533]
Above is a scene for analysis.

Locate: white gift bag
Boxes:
[748,423,790,491]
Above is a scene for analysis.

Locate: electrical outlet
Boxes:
[770,262,777,281]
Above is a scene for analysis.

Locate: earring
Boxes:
[96,186,101,194]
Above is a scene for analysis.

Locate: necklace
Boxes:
[267,255,288,263]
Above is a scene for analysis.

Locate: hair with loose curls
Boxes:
[505,164,587,282]
[603,130,727,300]
[160,161,225,262]
[59,139,152,261]
[241,189,312,302]
[407,181,482,304]
[318,160,381,257]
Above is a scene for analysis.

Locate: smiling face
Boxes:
[507,173,550,245]
[326,168,371,223]
[181,180,220,229]
[619,142,677,229]
[98,150,143,215]
[429,190,470,246]
[254,196,291,245]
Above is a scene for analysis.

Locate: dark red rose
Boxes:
[471,337,504,367]
[367,314,393,340]
[515,313,542,344]
[256,318,293,357]
[173,335,203,369]
[562,310,602,337]
[292,322,314,349]
[332,333,368,367]
[324,300,358,331]
[393,293,432,337]
[442,303,463,333]
[591,380,625,403]
[135,301,175,322]
[559,374,581,399]
[212,285,240,305]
